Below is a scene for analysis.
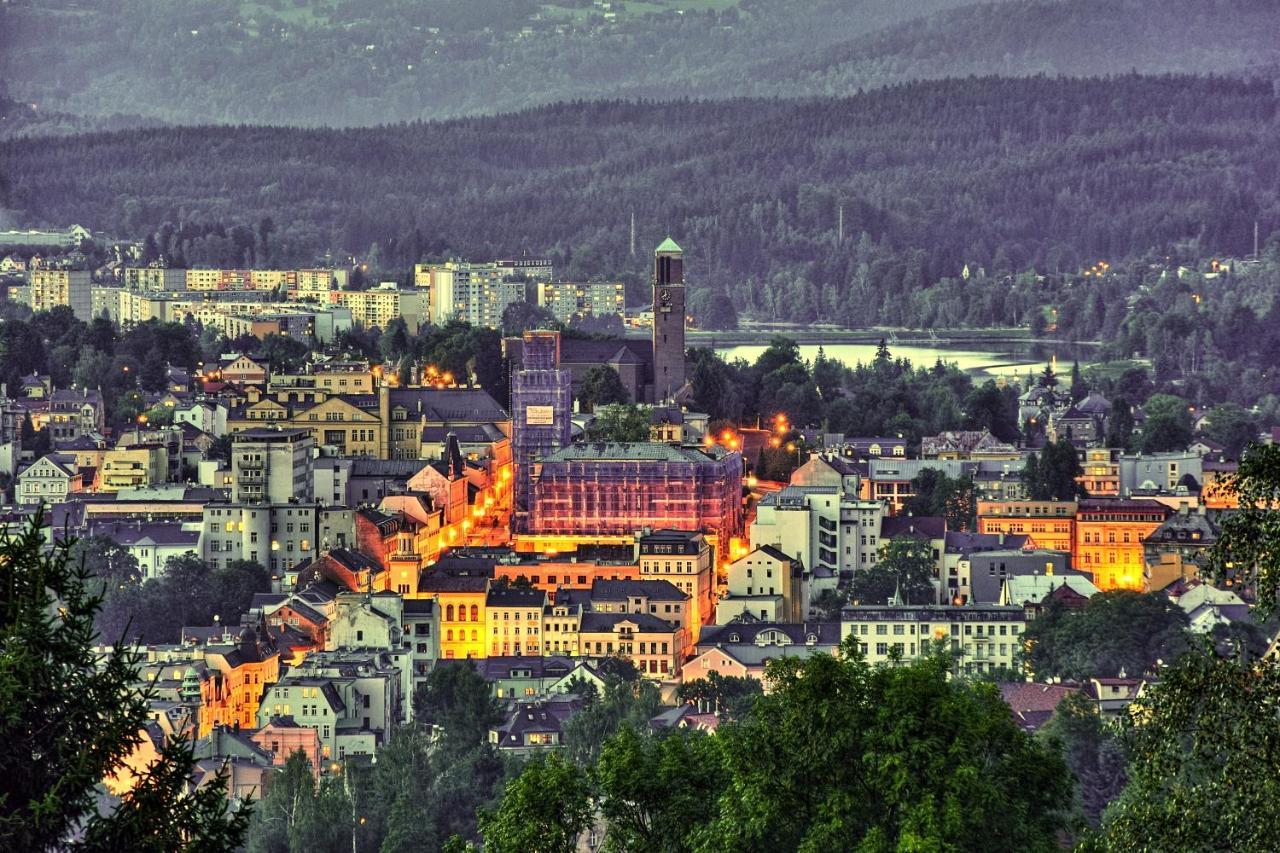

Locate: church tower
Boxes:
[652,237,686,402]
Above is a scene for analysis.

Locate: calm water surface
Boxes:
[714,342,1088,379]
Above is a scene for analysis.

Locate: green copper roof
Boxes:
[655,237,683,254]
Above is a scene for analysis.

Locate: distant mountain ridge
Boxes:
[2,0,1277,129]
[754,0,1280,96]
[0,0,968,128]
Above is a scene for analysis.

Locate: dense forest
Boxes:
[1,0,1276,128]
[3,75,1278,328]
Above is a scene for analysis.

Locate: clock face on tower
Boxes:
[659,288,671,305]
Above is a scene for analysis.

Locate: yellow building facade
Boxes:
[976,499,1077,553]
[1075,498,1169,592]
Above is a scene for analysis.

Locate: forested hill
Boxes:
[2,0,1279,128]
[754,0,1280,97]
[3,75,1279,327]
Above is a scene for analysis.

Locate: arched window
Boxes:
[458,606,466,622]
[446,604,454,622]
[471,629,478,642]
[470,604,479,622]
[446,629,453,642]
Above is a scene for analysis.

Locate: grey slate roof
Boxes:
[579,611,677,632]
[542,442,726,463]
[589,579,687,602]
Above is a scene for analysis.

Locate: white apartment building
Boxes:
[750,485,885,594]
[841,603,1026,675]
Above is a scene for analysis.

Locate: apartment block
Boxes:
[537,280,624,324]
[841,603,1026,675]
[29,269,91,320]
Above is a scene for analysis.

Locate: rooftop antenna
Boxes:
[838,204,844,246]
[1255,220,1260,259]
[630,211,636,257]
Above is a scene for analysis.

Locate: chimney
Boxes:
[447,433,463,479]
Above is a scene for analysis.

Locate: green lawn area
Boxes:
[621,1,667,14]
[540,4,598,22]
[542,0,740,20]
[239,1,336,26]
[669,0,740,10]
[1083,358,1152,381]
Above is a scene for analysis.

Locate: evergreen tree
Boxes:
[578,365,630,412]
[1105,395,1135,450]
[0,515,249,851]
[1023,439,1083,500]
[1069,360,1089,403]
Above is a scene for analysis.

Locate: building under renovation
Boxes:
[527,442,743,550]
[509,330,573,533]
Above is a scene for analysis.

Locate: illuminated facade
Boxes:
[194,628,281,737]
[1075,498,1170,591]
[419,574,489,660]
[486,587,548,657]
[578,612,687,679]
[528,443,744,549]
[976,499,1077,554]
[228,384,508,461]
[1077,448,1120,495]
[638,530,714,639]
[490,550,642,592]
